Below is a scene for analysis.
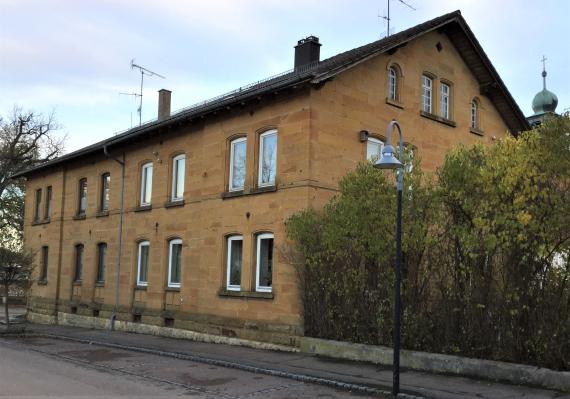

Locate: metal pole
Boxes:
[139,70,144,126]
[394,168,403,396]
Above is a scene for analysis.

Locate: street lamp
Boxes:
[374,119,404,396]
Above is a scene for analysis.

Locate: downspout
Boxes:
[103,145,125,330]
[54,166,67,323]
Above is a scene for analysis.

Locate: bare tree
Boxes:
[0,247,34,328]
[0,106,64,248]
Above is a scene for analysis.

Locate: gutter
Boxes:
[103,145,125,330]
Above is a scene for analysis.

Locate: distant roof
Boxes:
[14,10,529,178]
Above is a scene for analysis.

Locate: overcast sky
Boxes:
[1,0,568,153]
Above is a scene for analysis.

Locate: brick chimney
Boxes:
[294,36,321,69]
[158,89,171,120]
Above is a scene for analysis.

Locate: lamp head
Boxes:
[374,144,403,170]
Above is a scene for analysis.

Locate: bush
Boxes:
[286,115,570,370]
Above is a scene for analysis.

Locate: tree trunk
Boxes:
[4,283,9,328]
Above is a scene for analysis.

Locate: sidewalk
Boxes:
[19,323,570,399]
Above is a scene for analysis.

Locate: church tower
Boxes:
[527,56,559,126]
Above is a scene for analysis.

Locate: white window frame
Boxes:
[471,100,478,129]
[229,137,247,192]
[171,154,186,202]
[258,130,278,187]
[255,233,274,293]
[440,83,450,120]
[137,241,150,287]
[388,67,397,101]
[140,162,153,206]
[367,137,385,162]
[421,75,432,113]
[167,238,183,288]
[226,235,243,291]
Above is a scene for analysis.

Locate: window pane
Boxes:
[257,237,273,289]
[422,76,432,113]
[388,68,397,100]
[367,139,383,162]
[46,186,52,218]
[440,84,450,119]
[142,164,153,204]
[41,246,48,281]
[260,133,277,185]
[230,140,246,190]
[229,239,242,287]
[139,244,149,284]
[97,244,106,282]
[169,242,182,285]
[79,179,87,214]
[75,245,83,281]
[35,189,42,221]
[101,174,110,210]
[471,102,477,128]
[173,157,185,200]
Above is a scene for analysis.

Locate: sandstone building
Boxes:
[16,11,529,346]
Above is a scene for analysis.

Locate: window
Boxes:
[421,75,432,113]
[96,243,107,283]
[388,67,397,101]
[226,235,243,291]
[34,188,42,222]
[100,173,110,211]
[39,246,48,282]
[367,137,384,162]
[45,186,52,220]
[140,163,153,206]
[440,83,450,119]
[78,178,87,215]
[471,100,478,129]
[167,239,182,288]
[229,137,247,191]
[74,244,84,282]
[137,241,150,286]
[258,130,277,187]
[255,233,274,292]
[171,155,185,201]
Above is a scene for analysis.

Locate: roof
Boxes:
[14,10,529,178]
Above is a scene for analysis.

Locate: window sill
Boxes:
[222,185,277,199]
[470,127,484,136]
[420,111,456,127]
[94,282,105,287]
[32,219,50,226]
[37,280,48,286]
[385,98,404,109]
[165,286,180,292]
[165,200,185,208]
[96,210,109,218]
[134,205,152,212]
[73,280,82,286]
[73,214,86,221]
[218,289,274,300]
[135,285,147,290]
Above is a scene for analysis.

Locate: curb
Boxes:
[18,331,425,399]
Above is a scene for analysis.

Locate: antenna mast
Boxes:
[379,0,416,38]
[130,59,165,125]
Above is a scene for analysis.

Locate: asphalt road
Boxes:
[0,336,374,398]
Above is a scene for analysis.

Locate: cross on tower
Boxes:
[541,55,547,72]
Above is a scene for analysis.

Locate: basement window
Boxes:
[164,317,175,327]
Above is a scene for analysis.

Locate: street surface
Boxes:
[0,336,373,398]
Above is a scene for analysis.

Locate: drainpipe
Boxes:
[103,145,125,331]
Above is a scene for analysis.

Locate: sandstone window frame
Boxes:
[136,240,150,287]
[171,154,186,202]
[366,136,385,163]
[255,232,274,293]
[257,129,278,188]
[96,242,107,284]
[167,238,182,288]
[77,178,87,216]
[100,172,110,212]
[45,186,52,220]
[39,245,48,282]
[229,136,247,192]
[421,73,435,114]
[140,162,153,206]
[226,235,243,291]
[74,243,84,282]
[34,188,42,222]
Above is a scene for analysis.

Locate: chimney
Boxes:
[158,89,171,120]
[294,36,321,69]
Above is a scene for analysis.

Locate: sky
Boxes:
[1,0,569,153]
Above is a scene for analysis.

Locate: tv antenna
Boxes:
[379,0,416,38]
[129,59,165,125]
[119,92,141,128]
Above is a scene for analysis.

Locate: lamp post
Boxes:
[374,120,404,396]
